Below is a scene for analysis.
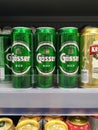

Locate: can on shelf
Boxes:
[0,28,12,82]
[44,119,68,130]
[89,116,98,130]
[80,27,98,88]
[35,27,56,88]
[66,116,90,130]
[0,117,14,130]
[58,27,79,88]
[11,27,33,88]
[16,116,40,130]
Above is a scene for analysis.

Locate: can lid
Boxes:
[81,27,98,34]
[58,27,78,33]
[36,27,55,33]
[67,116,88,126]
[45,120,68,130]
[16,119,40,130]
[0,118,14,129]
[12,27,32,33]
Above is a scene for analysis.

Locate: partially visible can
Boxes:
[16,116,40,130]
[12,27,33,88]
[44,119,68,130]
[66,116,90,130]
[80,27,98,88]
[58,27,79,88]
[35,27,56,88]
[0,117,15,130]
[89,116,98,130]
[0,28,12,82]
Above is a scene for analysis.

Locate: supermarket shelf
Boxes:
[0,84,98,113]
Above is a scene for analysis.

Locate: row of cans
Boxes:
[0,116,98,130]
[0,26,98,88]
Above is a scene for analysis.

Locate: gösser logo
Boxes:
[36,42,56,75]
[11,42,31,75]
[59,42,79,75]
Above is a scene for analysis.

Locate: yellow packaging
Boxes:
[16,116,40,130]
[0,117,14,130]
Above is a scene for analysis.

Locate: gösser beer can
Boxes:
[80,27,98,88]
[58,27,79,88]
[66,116,90,130]
[12,27,33,88]
[35,27,56,88]
[0,117,14,130]
[89,116,98,130]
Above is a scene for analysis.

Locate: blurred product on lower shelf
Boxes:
[66,116,90,130]
[0,117,14,130]
[16,116,40,130]
[44,116,68,130]
[2,116,98,130]
[89,116,98,130]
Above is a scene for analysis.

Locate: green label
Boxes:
[36,42,56,75]
[0,121,5,127]
[12,42,31,75]
[5,46,12,69]
[59,42,79,75]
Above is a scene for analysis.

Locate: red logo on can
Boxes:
[90,45,98,55]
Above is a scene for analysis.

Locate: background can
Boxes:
[66,116,90,130]
[80,27,98,88]
[12,27,33,88]
[0,117,15,130]
[44,118,68,130]
[35,27,56,88]
[58,27,79,88]
[16,116,40,130]
[89,116,98,130]
[0,28,12,82]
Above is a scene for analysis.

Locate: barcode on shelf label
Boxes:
[81,69,89,83]
[0,67,5,80]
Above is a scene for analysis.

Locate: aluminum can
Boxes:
[66,116,90,130]
[44,118,68,130]
[58,27,79,88]
[0,117,14,130]
[12,27,33,88]
[35,27,56,88]
[80,27,98,88]
[89,116,98,130]
[16,116,40,130]
[0,28,12,82]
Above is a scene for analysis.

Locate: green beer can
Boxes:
[35,27,56,88]
[0,28,12,82]
[58,27,79,88]
[12,27,33,88]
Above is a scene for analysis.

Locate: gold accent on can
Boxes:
[80,27,98,88]
[0,118,14,130]
[67,116,88,126]
[19,116,41,122]
[45,120,68,130]
[44,116,64,122]
[16,119,40,130]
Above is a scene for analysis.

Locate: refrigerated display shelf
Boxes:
[0,82,98,115]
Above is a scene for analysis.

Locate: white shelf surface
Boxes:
[0,83,98,115]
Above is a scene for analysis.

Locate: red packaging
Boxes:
[66,116,90,130]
